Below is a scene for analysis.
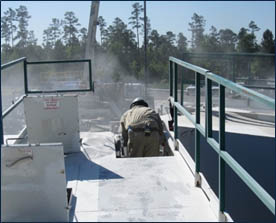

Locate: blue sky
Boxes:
[1,1,275,46]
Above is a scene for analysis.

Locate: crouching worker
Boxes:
[119,97,165,157]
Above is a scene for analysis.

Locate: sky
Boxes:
[1,1,275,46]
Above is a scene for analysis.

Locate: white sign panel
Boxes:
[24,95,80,153]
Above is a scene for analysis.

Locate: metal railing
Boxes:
[1,57,27,70]
[1,57,93,145]
[182,52,275,58]
[168,56,275,217]
[182,52,275,86]
[1,57,27,145]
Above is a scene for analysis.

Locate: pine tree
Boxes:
[43,28,53,48]
[27,30,37,46]
[261,29,275,53]
[177,32,188,53]
[219,29,237,52]
[188,13,206,50]
[63,11,80,46]
[140,16,151,45]
[3,8,17,47]
[249,21,260,35]
[97,16,107,45]
[129,2,143,49]
[14,5,31,48]
[79,27,88,45]
[49,18,63,43]
[1,16,10,46]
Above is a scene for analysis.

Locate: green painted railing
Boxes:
[168,56,275,217]
[182,52,275,84]
[183,52,275,58]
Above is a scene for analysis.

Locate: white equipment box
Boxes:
[1,143,69,222]
[24,95,80,153]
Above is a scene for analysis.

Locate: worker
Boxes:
[119,97,165,157]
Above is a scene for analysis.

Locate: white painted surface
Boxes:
[23,95,80,153]
[1,143,68,222]
[161,114,233,222]
[65,131,217,222]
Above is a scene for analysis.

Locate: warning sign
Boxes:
[43,97,60,110]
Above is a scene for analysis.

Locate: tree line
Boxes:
[1,3,275,84]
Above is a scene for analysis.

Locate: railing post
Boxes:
[168,60,174,131]
[0,70,3,146]
[195,72,201,186]
[232,56,235,82]
[88,60,93,91]
[181,72,184,106]
[169,60,173,97]
[205,77,212,138]
[219,84,226,221]
[24,59,28,94]
[174,63,178,150]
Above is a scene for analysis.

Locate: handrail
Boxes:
[170,56,275,109]
[2,95,26,119]
[1,58,27,145]
[243,85,275,90]
[26,58,91,64]
[1,57,26,70]
[169,56,275,218]
[1,58,27,120]
[204,71,275,109]
[183,52,275,58]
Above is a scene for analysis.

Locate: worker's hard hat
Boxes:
[130,97,148,109]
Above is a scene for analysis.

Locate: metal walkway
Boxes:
[66,131,217,222]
